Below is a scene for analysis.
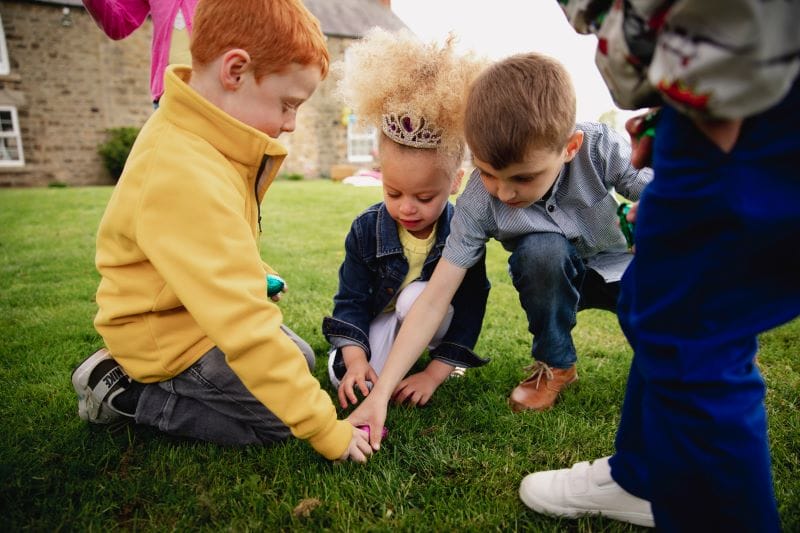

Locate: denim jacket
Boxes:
[322,202,491,369]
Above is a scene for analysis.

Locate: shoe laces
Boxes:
[521,361,554,388]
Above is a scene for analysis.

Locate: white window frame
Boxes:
[0,106,25,167]
[343,44,378,163]
[346,120,377,163]
[0,14,9,75]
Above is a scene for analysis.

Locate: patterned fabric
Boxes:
[444,122,652,282]
[557,0,800,119]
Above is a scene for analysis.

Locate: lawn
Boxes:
[1,181,798,531]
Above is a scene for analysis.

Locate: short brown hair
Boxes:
[191,0,329,80]
[465,53,576,169]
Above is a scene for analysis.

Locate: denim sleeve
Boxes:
[321,224,375,355]
[430,249,491,368]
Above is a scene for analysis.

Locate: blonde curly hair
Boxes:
[336,28,487,158]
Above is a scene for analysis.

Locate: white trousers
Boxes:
[328,281,454,389]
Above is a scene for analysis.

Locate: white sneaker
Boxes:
[71,348,133,424]
[519,456,654,527]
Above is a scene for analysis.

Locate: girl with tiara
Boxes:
[322,29,490,409]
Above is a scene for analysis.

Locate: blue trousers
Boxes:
[610,82,800,531]
[508,232,621,368]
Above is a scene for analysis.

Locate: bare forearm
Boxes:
[369,294,452,401]
[370,259,466,402]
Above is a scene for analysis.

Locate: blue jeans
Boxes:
[134,325,315,446]
[610,82,800,531]
[507,232,619,368]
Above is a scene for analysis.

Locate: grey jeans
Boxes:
[134,325,315,446]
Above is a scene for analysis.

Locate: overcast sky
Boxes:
[390,0,638,129]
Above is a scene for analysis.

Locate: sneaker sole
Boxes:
[71,348,123,424]
[519,475,655,527]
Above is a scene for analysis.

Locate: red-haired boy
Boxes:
[72,0,371,463]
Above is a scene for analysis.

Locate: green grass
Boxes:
[1,182,798,531]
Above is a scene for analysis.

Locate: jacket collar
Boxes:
[158,65,288,198]
[375,202,453,258]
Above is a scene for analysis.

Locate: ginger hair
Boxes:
[336,28,487,160]
[191,0,329,80]
[465,52,576,169]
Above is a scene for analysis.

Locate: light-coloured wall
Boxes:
[0,2,352,186]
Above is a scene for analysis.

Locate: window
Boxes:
[0,14,9,75]
[342,45,378,163]
[347,120,378,163]
[0,107,24,167]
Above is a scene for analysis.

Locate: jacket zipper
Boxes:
[254,155,268,234]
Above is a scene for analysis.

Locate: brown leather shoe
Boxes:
[509,361,577,412]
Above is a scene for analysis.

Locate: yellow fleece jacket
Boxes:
[94,65,351,460]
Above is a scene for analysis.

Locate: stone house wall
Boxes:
[0,1,354,187]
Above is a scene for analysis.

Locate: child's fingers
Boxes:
[625,114,644,139]
[392,383,411,404]
[627,202,639,222]
[348,446,367,464]
[417,391,431,407]
[366,367,379,385]
[356,378,370,398]
[338,382,354,408]
[344,382,360,406]
[631,135,653,169]
[408,390,423,406]
[356,431,373,457]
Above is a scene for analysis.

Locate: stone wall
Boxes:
[284,36,353,180]
[0,2,352,187]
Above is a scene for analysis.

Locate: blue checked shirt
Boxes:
[445,122,653,282]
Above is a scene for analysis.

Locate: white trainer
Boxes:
[519,456,654,527]
[71,348,133,424]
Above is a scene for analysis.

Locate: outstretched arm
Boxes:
[82,0,151,40]
[348,258,467,449]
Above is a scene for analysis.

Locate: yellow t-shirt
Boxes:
[383,223,437,311]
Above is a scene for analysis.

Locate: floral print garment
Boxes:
[557,0,800,119]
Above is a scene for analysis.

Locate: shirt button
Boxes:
[547,204,555,212]
[386,287,394,295]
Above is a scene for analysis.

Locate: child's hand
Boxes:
[269,281,287,302]
[337,425,372,463]
[625,201,639,225]
[338,347,379,408]
[347,397,388,451]
[267,274,287,302]
[391,360,452,406]
[625,109,658,169]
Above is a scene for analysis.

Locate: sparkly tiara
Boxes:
[381,112,442,149]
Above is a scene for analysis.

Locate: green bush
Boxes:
[97,127,140,182]
[279,172,305,181]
